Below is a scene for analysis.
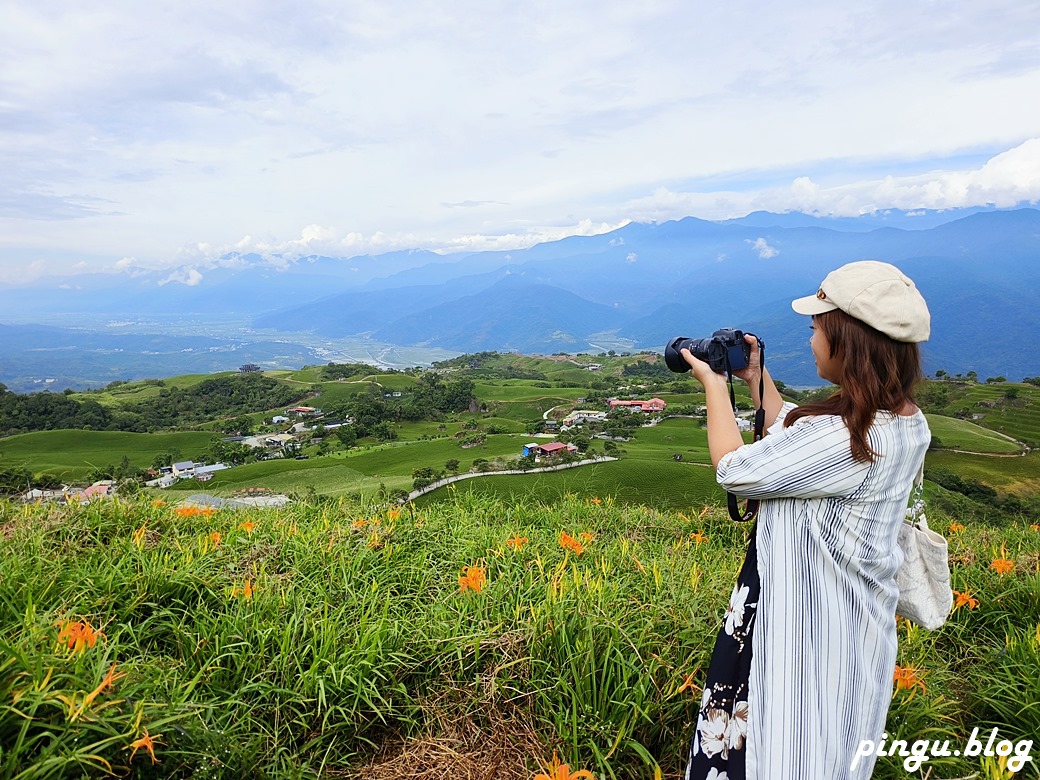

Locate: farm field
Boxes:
[927,449,1040,498]
[931,382,1040,446]
[0,429,217,481]
[924,414,1024,453]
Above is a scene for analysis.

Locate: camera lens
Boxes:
[664,336,708,373]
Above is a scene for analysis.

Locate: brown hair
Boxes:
[784,309,922,462]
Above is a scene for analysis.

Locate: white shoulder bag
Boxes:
[895,464,953,630]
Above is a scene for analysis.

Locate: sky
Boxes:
[2,0,1040,284]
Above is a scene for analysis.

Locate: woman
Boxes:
[682,260,932,780]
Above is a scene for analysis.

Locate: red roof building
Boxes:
[609,397,666,412]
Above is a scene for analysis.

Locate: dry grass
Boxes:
[351,688,545,780]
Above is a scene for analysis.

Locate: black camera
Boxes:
[664,328,751,374]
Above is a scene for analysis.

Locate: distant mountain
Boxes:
[2,206,1038,388]
[372,278,627,352]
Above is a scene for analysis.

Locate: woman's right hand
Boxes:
[732,333,762,386]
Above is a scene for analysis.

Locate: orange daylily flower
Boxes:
[238,521,256,533]
[79,663,126,716]
[578,532,595,543]
[590,497,602,505]
[387,507,401,520]
[689,531,707,545]
[458,565,487,593]
[59,663,127,722]
[893,664,927,695]
[208,531,222,547]
[231,578,256,600]
[352,518,367,530]
[990,543,1014,576]
[990,558,1014,575]
[128,729,163,764]
[559,531,585,555]
[57,619,102,653]
[952,589,980,611]
[150,499,165,507]
[677,672,698,695]
[131,524,147,547]
[1030,523,1040,532]
[174,506,215,518]
[533,751,595,780]
[948,522,966,533]
[507,535,528,551]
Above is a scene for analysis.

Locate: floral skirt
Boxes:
[684,528,760,780]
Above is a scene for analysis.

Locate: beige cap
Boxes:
[791,260,930,342]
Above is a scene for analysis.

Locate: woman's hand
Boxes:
[681,348,729,388]
[732,333,762,386]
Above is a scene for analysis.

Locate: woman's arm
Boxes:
[681,349,744,468]
[683,333,789,468]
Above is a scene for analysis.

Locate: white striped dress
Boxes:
[688,402,931,780]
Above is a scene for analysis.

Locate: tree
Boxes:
[239,364,262,373]
[411,466,442,490]
[0,464,34,495]
[335,426,357,449]
[444,458,460,474]
[372,421,398,442]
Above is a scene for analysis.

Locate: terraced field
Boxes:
[1,429,218,480]
[938,382,1040,445]
[926,449,1040,497]
[924,414,1024,453]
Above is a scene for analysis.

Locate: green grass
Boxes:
[934,382,1040,446]
[926,450,1040,498]
[420,459,722,511]
[1,494,1036,778]
[925,415,1024,453]
[0,430,218,481]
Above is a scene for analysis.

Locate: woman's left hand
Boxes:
[681,348,728,388]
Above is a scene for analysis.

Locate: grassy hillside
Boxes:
[0,429,217,481]
[6,362,1038,517]
[924,414,1024,453]
[923,380,1040,446]
[2,494,1036,778]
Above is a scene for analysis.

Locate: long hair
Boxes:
[784,309,923,462]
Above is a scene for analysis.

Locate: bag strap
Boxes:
[906,461,928,531]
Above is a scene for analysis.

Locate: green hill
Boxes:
[0,430,217,481]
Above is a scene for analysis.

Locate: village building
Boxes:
[608,398,667,413]
[562,410,608,426]
[521,441,579,460]
[287,406,323,417]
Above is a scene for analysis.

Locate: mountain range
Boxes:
[1,206,1038,391]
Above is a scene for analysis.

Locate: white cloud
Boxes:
[626,252,638,263]
[159,267,204,287]
[1,2,1040,278]
[748,238,779,259]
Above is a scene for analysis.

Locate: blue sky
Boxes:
[2,1,1040,284]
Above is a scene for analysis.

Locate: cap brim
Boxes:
[791,294,839,316]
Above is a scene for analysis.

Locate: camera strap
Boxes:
[725,337,765,523]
